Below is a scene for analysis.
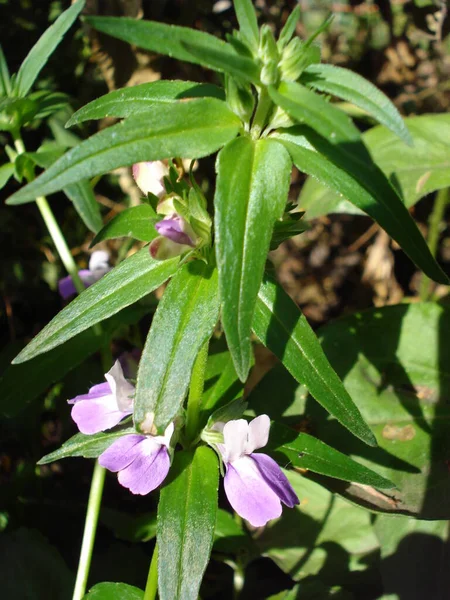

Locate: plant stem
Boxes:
[185,339,210,443]
[419,187,449,301]
[72,461,106,600]
[143,543,159,600]
[251,87,273,139]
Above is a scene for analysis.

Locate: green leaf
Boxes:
[85,16,260,84]
[257,470,378,581]
[269,81,362,148]
[215,137,292,381]
[269,424,393,488]
[300,64,412,145]
[64,180,103,234]
[303,302,450,518]
[14,0,85,97]
[7,98,241,205]
[91,205,157,245]
[38,428,135,465]
[13,248,179,363]
[134,261,220,434]
[275,127,449,284]
[233,0,260,50]
[253,276,376,446]
[0,44,11,95]
[277,5,301,50]
[158,447,218,600]
[66,80,225,127]
[0,162,14,190]
[202,350,245,416]
[82,582,144,599]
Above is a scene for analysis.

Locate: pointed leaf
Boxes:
[66,80,225,127]
[269,424,393,488]
[0,162,14,190]
[85,16,260,84]
[278,5,301,50]
[7,99,240,206]
[275,127,448,284]
[82,583,144,600]
[301,63,412,145]
[13,248,179,363]
[38,427,136,465]
[0,44,11,95]
[135,261,220,434]
[64,180,103,234]
[14,0,85,97]
[92,205,158,245]
[215,137,291,381]
[253,276,377,446]
[158,447,218,600]
[233,0,260,49]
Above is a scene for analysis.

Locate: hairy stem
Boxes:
[72,461,106,600]
[185,339,210,443]
[419,188,449,301]
[143,543,159,600]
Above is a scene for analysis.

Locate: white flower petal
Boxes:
[245,414,270,454]
[104,360,135,412]
[223,419,249,463]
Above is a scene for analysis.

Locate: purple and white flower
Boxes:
[132,161,169,199]
[214,415,299,527]
[98,423,174,495]
[68,360,135,435]
[58,250,111,299]
[150,213,196,260]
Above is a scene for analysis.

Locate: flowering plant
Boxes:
[1,0,449,599]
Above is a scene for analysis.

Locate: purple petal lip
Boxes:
[68,382,111,404]
[71,395,132,435]
[251,453,299,509]
[155,218,194,246]
[99,434,170,495]
[58,269,92,299]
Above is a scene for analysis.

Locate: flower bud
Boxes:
[279,38,321,81]
[132,161,169,198]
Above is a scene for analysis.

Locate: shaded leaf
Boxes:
[82,582,144,599]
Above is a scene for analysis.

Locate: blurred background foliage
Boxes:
[0,1,449,598]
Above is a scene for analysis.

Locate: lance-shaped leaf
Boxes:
[85,16,260,84]
[66,80,225,127]
[82,583,144,599]
[300,63,412,146]
[13,248,179,363]
[38,428,135,465]
[233,0,260,50]
[215,137,291,381]
[269,424,393,488]
[274,127,448,284]
[14,0,85,97]
[0,44,11,95]
[6,98,241,205]
[158,447,218,600]
[92,205,158,245]
[134,261,220,434]
[253,276,376,446]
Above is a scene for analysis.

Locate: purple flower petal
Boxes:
[99,434,147,472]
[104,360,135,412]
[71,395,131,434]
[155,217,194,246]
[68,381,111,404]
[58,269,93,299]
[251,453,299,508]
[224,456,282,527]
[118,442,170,495]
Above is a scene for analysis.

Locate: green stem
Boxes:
[185,339,210,443]
[72,461,106,600]
[419,188,449,301]
[250,87,273,139]
[143,543,159,600]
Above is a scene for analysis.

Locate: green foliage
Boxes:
[158,447,218,600]
[135,261,220,434]
[92,205,158,245]
[82,583,144,599]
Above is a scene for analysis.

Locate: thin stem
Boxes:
[143,543,159,600]
[250,87,273,139]
[419,187,449,301]
[72,461,106,600]
[185,339,210,443]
